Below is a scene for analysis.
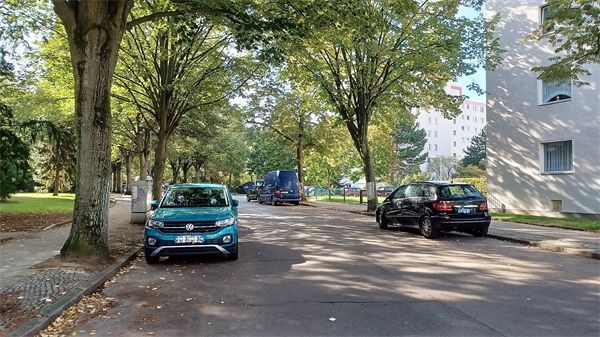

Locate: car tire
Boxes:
[292,201,299,206]
[271,196,278,206]
[258,196,263,204]
[419,215,439,239]
[378,211,389,230]
[472,225,489,237]
[227,245,239,261]
[246,195,250,202]
[145,253,159,264]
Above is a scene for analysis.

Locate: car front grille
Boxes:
[158,221,220,234]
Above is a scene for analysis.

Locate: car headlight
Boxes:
[147,219,164,228]
[215,217,235,228]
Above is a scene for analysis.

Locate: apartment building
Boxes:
[415,85,486,162]
[486,0,600,217]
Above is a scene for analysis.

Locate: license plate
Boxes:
[281,191,288,194]
[456,207,474,214]
[175,235,204,244]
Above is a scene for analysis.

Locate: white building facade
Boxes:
[486,0,600,217]
[416,85,486,162]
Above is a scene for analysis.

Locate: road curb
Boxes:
[42,220,71,231]
[7,246,143,337]
[487,234,599,260]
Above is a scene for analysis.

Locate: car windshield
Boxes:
[161,187,228,208]
[438,185,483,199]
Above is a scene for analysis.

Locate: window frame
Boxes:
[539,139,574,175]
[538,77,573,105]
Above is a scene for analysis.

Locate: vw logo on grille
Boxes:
[185,223,194,231]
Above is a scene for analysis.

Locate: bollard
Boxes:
[359,190,364,204]
[131,181,153,224]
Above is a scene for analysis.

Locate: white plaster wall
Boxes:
[486,0,600,215]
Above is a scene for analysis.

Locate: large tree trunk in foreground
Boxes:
[54,0,133,262]
[362,143,378,212]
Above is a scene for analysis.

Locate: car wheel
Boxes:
[419,215,439,239]
[378,211,388,230]
[292,201,299,206]
[258,196,263,204]
[145,253,159,264]
[246,195,250,202]
[271,195,278,206]
[227,245,238,261]
[472,225,489,237]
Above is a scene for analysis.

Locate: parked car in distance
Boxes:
[144,183,239,263]
[377,186,394,197]
[236,181,254,194]
[345,187,363,197]
[258,170,301,206]
[376,182,490,239]
[246,179,264,202]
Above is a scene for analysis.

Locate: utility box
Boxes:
[131,181,153,224]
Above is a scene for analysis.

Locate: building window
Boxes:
[551,200,563,212]
[434,144,438,151]
[541,5,556,34]
[480,107,484,113]
[541,77,572,104]
[467,115,470,120]
[466,104,470,110]
[453,130,456,135]
[434,131,438,137]
[542,140,573,173]
[453,119,456,124]
[428,144,431,150]
[453,141,457,147]
[461,126,465,131]
[453,153,456,158]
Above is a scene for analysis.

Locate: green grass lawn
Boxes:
[492,213,600,232]
[0,193,75,214]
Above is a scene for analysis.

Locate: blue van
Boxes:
[258,170,301,206]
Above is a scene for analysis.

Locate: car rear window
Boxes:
[278,171,298,189]
[438,185,483,199]
[161,187,228,207]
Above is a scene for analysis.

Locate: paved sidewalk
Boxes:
[302,200,600,259]
[0,195,142,337]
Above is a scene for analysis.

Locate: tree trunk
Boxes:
[55,1,133,262]
[182,163,191,183]
[53,166,61,196]
[152,129,169,200]
[125,153,132,194]
[297,141,306,201]
[116,162,122,193]
[362,142,378,212]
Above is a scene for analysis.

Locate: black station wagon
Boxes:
[376,182,491,239]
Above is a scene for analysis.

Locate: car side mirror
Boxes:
[394,199,403,207]
[150,200,159,210]
[232,199,239,207]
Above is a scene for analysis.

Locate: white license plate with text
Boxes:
[175,235,204,244]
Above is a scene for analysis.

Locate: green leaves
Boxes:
[531,0,599,84]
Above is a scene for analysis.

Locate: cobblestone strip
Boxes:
[0,268,93,332]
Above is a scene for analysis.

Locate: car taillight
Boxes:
[432,201,453,212]
[479,201,489,211]
[275,189,281,198]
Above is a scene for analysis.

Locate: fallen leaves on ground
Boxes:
[37,293,119,337]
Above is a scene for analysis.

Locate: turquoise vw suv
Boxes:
[144,183,239,264]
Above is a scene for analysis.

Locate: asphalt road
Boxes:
[75,198,600,336]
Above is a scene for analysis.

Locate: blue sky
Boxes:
[456,6,486,103]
